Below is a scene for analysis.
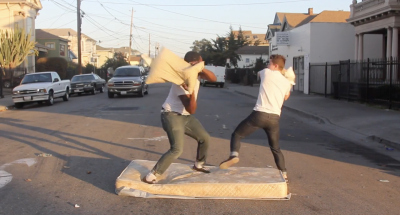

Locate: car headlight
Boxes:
[37,89,47,93]
[107,82,114,87]
[85,84,90,87]
[133,82,141,86]
[13,91,19,95]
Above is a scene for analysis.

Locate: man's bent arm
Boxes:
[179,94,197,114]
[199,68,217,82]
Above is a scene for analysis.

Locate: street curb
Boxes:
[232,89,400,150]
[0,105,14,112]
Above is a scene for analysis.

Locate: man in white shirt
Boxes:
[219,54,292,182]
[143,51,217,184]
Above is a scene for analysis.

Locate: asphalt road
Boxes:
[0,83,399,215]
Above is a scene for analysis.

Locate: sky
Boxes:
[36,0,353,57]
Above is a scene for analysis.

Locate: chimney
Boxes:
[308,8,313,15]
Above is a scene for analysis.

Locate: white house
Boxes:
[235,46,269,68]
[347,0,400,81]
[266,8,382,94]
[39,28,99,67]
[0,0,43,73]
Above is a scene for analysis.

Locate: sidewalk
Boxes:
[226,84,400,149]
[0,94,14,112]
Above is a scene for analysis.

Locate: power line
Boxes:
[127,0,273,29]
[85,0,311,7]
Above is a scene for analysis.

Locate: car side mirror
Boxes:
[53,78,59,83]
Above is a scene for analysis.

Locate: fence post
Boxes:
[324,62,328,98]
[389,57,393,109]
[347,59,351,101]
[366,58,370,104]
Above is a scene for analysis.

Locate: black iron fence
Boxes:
[225,68,260,86]
[309,57,400,110]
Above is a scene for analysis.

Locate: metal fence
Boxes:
[309,57,400,110]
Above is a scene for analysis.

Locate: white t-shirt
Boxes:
[162,79,200,115]
[254,69,291,116]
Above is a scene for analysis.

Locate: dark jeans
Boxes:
[231,111,286,172]
[152,112,210,175]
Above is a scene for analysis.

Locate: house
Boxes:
[128,56,142,66]
[235,46,269,68]
[96,45,114,67]
[266,8,382,94]
[232,30,269,46]
[347,0,400,80]
[0,0,43,73]
[38,28,98,67]
[35,29,70,61]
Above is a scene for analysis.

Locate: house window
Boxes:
[253,35,258,39]
[45,42,55,50]
[60,44,66,56]
[245,36,250,39]
[246,58,250,63]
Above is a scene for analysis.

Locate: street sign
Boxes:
[276,32,290,46]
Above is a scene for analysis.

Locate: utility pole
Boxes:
[77,0,82,74]
[148,33,150,57]
[128,8,133,63]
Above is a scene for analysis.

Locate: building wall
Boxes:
[0,3,39,73]
[97,50,113,67]
[36,39,69,60]
[236,54,269,68]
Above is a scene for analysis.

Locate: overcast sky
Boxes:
[36,0,353,57]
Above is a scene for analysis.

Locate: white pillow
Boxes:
[145,48,204,94]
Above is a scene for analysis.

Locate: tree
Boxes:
[0,28,38,97]
[253,39,261,46]
[100,52,129,71]
[191,39,213,65]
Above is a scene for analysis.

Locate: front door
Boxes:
[293,56,304,92]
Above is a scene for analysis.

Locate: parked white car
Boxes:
[12,72,70,108]
[201,66,225,88]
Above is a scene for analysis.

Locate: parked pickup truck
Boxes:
[12,72,70,108]
[107,66,148,98]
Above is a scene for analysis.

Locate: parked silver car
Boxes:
[107,66,148,98]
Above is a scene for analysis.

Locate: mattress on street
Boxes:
[115,160,290,200]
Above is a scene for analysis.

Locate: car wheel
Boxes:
[78,93,82,96]
[92,86,96,95]
[108,92,114,98]
[14,103,24,109]
[139,85,145,97]
[220,83,225,88]
[3,81,11,88]
[37,101,43,105]
[144,86,149,95]
[63,89,69,101]
[100,85,104,93]
[46,91,54,106]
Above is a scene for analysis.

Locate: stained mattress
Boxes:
[115,160,290,200]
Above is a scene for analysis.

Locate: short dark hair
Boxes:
[184,51,201,63]
[270,54,286,71]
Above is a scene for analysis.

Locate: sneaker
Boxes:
[192,165,211,173]
[141,176,156,184]
[219,156,239,169]
[282,172,289,183]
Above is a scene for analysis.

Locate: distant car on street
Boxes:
[106,66,148,98]
[3,74,25,88]
[70,73,106,96]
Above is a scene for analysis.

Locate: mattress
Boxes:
[115,160,290,200]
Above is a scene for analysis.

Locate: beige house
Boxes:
[39,28,98,67]
[347,0,400,61]
[96,45,114,67]
[0,0,43,73]
[232,30,269,46]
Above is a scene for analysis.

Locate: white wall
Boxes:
[236,54,269,68]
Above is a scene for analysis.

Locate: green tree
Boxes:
[0,28,38,97]
[101,52,129,71]
[84,63,96,74]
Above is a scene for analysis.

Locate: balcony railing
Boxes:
[353,0,385,13]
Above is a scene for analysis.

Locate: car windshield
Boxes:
[114,68,141,77]
[21,73,52,84]
[72,75,95,82]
